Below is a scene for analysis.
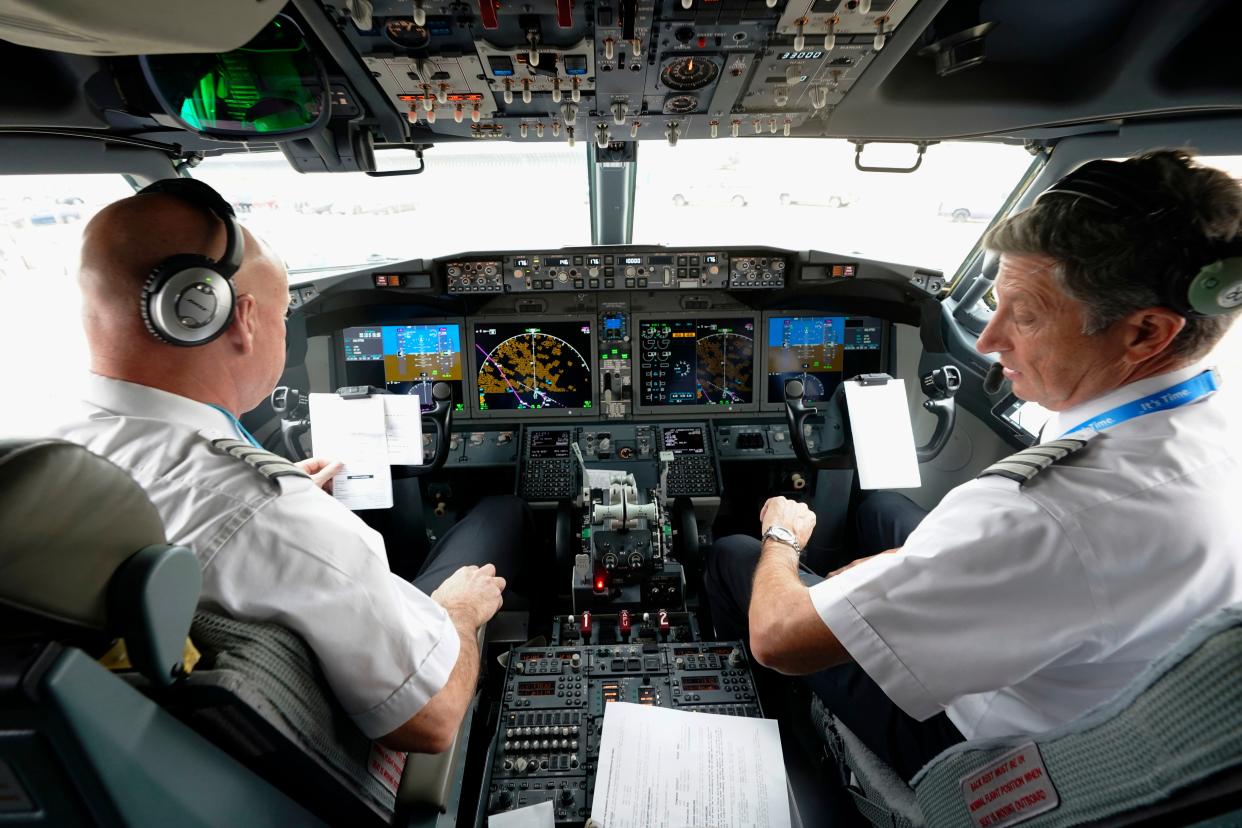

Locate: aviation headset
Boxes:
[1037,159,1242,318]
[137,178,245,346]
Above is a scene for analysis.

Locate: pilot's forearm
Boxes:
[748,540,850,675]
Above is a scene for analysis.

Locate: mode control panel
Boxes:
[445,259,502,293]
[730,255,786,289]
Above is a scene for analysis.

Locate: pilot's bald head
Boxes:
[78,189,290,414]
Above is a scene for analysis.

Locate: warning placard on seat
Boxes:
[958,742,1059,828]
[368,743,408,797]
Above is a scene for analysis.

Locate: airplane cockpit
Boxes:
[3,0,1242,826]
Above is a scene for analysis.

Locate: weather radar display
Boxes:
[473,320,594,411]
[341,324,464,410]
[766,315,885,403]
[639,317,755,407]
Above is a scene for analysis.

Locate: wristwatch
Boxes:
[762,525,802,556]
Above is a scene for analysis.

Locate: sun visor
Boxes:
[0,0,282,56]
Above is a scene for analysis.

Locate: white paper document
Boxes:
[380,394,425,466]
[309,393,394,510]
[488,800,554,828]
[590,703,791,828]
[844,378,921,490]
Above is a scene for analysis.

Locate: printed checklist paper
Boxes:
[309,393,424,510]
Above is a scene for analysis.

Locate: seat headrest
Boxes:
[0,439,168,628]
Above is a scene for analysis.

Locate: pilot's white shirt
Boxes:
[810,360,1242,741]
[55,374,460,739]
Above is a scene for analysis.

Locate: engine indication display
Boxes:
[473,320,594,412]
[341,324,464,411]
[765,315,886,404]
[638,317,755,408]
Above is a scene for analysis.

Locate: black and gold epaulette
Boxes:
[208,438,308,484]
[977,437,1090,485]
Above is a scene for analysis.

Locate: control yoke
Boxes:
[410,381,454,476]
[782,365,961,469]
[270,385,310,461]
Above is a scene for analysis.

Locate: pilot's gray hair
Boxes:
[983,149,1242,361]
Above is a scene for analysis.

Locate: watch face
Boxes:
[767,526,795,543]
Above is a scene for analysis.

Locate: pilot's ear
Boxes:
[227,292,259,355]
[1118,306,1186,362]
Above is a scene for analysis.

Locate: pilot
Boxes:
[55,179,533,754]
[706,149,1242,781]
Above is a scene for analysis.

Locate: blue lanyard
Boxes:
[1060,370,1219,437]
[207,403,262,448]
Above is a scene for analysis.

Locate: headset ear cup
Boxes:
[141,254,236,346]
[141,263,177,343]
[1186,257,1242,317]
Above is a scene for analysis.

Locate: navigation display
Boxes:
[472,319,594,412]
[341,324,464,411]
[765,315,886,404]
[638,317,756,408]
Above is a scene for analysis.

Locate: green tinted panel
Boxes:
[142,17,325,137]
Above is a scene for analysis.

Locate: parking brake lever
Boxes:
[916,366,960,463]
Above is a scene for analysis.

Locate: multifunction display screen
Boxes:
[528,429,572,458]
[662,426,706,454]
[472,320,594,411]
[638,317,755,407]
[765,315,886,403]
[341,324,464,411]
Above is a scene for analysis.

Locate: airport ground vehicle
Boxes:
[2,0,1242,825]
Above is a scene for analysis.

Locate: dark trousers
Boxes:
[705,492,964,781]
[411,495,540,608]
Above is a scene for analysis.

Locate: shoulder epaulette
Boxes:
[977,437,1090,485]
[208,438,308,484]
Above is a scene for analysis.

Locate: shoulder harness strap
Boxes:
[977,437,1090,485]
[208,438,309,484]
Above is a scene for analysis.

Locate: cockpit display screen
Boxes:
[528,430,572,458]
[662,426,706,454]
[472,320,594,412]
[638,317,755,407]
[341,324,464,411]
[765,315,886,404]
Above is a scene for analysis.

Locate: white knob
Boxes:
[503,81,513,104]
[567,126,576,147]
[522,80,532,103]
[571,79,581,102]
[810,85,828,109]
[858,0,871,12]
[783,119,791,137]
[793,22,805,52]
[765,0,777,6]
[425,107,436,123]
[681,0,691,8]
[436,86,448,104]
[631,38,642,58]
[752,118,762,134]
[413,0,426,26]
[824,28,836,51]
[422,91,434,111]
[528,36,540,67]
[785,63,803,85]
[552,120,561,136]
[596,123,610,149]
[471,104,481,122]
[520,122,529,138]
[630,120,640,138]
[562,102,579,122]
[536,121,545,137]
[769,117,777,134]
[552,79,562,103]
[710,121,719,138]
[604,38,615,61]
[453,104,463,123]
[731,120,740,138]
[873,30,886,51]
[349,0,373,30]
[774,87,789,107]
[611,101,628,125]
[665,121,680,146]
[406,107,418,124]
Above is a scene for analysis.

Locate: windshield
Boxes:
[193,142,591,282]
[633,139,1034,276]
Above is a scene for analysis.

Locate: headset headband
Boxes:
[137,178,243,278]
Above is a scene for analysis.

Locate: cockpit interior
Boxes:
[3,0,1242,826]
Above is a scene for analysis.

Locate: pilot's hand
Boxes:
[297,457,343,492]
[759,496,816,549]
[430,564,507,629]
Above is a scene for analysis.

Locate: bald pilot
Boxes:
[55,178,533,753]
